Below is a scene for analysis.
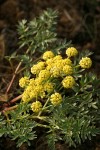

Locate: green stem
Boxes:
[30,115,47,121]
[58,85,63,91]
[36,123,50,128]
[74,65,80,68]
[38,98,50,116]
[3,111,10,125]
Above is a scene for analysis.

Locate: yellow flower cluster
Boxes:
[31,101,42,113]
[46,55,73,77]
[22,81,45,102]
[21,50,74,103]
[50,93,62,106]
[22,85,34,102]
[39,69,51,81]
[19,47,93,111]
[46,55,63,77]
[19,77,29,88]
[50,62,63,77]
[22,70,54,103]
[62,58,72,66]
[79,57,92,69]
[42,50,55,60]
[31,61,45,75]
[62,76,75,88]
[53,55,62,61]
[44,82,54,93]
[63,65,73,75]
[66,47,78,57]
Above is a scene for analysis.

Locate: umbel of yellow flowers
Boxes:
[19,47,92,113]
[79,57,92,69]
[62,76,75,89]
[66,47,78,57]
[50,93,62,106]
[31,101,42,113]
[19,77,29,88]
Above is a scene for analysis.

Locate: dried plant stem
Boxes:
[2,105,18,114]
[10,94,22,104]
[6,47,30,94]
[0,95,22,113]
[6,61,22,94]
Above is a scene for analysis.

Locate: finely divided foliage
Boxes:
[0,9,100,149]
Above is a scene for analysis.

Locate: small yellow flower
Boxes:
[35,85,45,98]
[31,101,42,113]
[22,91,31,102]
[35,77,43,85]
[19,77,29,88]
[29,78,35,86]
[43,51,55,60]
[31,61,45,75]
[50,59,63,77]
[62,58,72,66]
[62,76,75,88]
[53,55,62,62]
[46,55,62,72]
[46,59,54,71]
[46,58,54,66]
[50,93,62,106]
[22,85,35,102]
[66,47,78,57]
[79,57,92,69]
[44,82,54,93]
[39,69,51,80]
[50,66,61,77]
[63,65,73,75]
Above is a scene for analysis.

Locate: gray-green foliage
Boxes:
[17,8,70,55]
[9,8,71,74]
[0,103,37,147]
[0,73,100,149]
[46,73,100,150]
[6,9,71,68]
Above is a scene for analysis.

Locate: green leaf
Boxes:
[47,133,57,150]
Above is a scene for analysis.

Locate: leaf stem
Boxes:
[36,123,50,128]
[38,98,50,116]
[31,115,47,121]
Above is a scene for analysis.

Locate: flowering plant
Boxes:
[20,48,92,107]
[0,9,100,149]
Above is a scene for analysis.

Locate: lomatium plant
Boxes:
[0,9,100,149]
